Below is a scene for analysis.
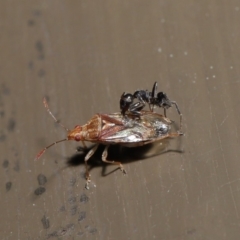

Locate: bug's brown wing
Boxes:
[98,111,171,144]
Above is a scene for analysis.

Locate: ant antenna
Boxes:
[43,97,69,132]
[170,101,183,132]
[150,82,158,111]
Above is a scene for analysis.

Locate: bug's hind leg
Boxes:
[84,144,99,189]
[102,145,127,174]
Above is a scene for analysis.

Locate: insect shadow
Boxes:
[67,138,183,178]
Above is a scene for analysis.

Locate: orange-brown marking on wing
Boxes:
[99,114,126,139]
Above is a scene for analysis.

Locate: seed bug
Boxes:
[120,82,183,132]
[35,98,182,189]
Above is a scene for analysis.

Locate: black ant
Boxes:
[120,82,182,132]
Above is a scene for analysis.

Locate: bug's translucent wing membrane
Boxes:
[98,112,171,145]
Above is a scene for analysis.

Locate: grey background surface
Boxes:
[1,1,240,239]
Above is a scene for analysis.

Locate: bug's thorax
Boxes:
[67,114,102,142]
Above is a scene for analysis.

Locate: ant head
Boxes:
[120,92,134,109]
[157,92,171,108]
[157,92,167,100]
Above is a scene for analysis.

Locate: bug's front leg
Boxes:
[81,140,87,149]
[76,141,88,153]
[84,144,99,189]
[102,145,127,174]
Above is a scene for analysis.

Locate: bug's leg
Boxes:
[84,144,99,189]
[102,145,127,174]
[171,101,183,133]
[168,131,183,137]
[81,140,87,149]
[140,131,183,146]
[76,141,88,153]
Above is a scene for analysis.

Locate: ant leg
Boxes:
[128,102,145,116]
[162,108,176,126]
[120,92,134,116]
[84,144,99,189]
[149,82,158,112]
[164,108,167,117]
[148,102,154,112]
[171,101,183,133]
[102,145,127,174]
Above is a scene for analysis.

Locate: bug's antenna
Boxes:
[34,138,69,160]
[43,97,69,132]
[34,98,71,160]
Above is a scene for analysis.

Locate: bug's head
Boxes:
[34,98,86,161]
[67,125,83,141]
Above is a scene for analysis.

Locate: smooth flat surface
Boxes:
[1,1,240,239]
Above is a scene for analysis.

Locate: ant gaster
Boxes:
[120,82,183,132]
